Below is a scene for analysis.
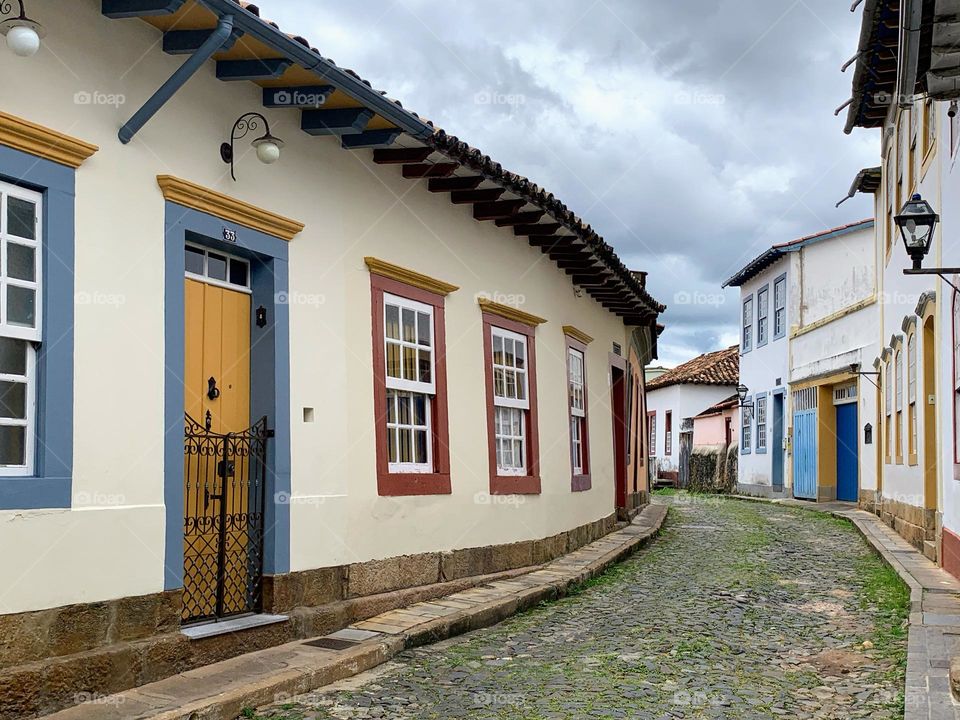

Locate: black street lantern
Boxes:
[220,112,284,181]
[895,193,939,270]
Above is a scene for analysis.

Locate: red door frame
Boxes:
[610,354,628,511]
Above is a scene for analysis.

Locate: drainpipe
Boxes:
[118,15,235,144]
[898,0,923,107]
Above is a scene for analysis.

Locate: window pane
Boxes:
[6,197,35,240]
[386,342,401,379]
[493,334,503,364]
[399,428,412,462]
[6,285,35,328]
[516,371,526,401]
[496,438,504,468]
[414,430,428,464]
[0,338,26,375]
[402,308,415,343]
[515,340,525,370]
[512,408,522,435]
[386,390,396,423]
[504,338,515,368]
[494,368,504,397]
[7,243,35,282]
[418,349,432,384]
[385,305,400,340]
[185,246,205,275]
[207,253,227,281]
[512,440,523,467]
[505,370,516,398]
[398,393,410,424]
[417,312,431,347]
[403,346,417,381]
[413,393,426,426]
[0,381,25,419]
[229,259,248,287]
[387,428,397,463]
[0,425,24,466]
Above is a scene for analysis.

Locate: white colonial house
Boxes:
[724,219,878,501]
[0,2,664,716]
[644,346,739,486]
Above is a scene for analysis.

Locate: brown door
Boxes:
[611,366,628,511]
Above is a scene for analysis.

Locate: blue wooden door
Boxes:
[836,402,859,502]
[792,388,818,500]
[772,393,784,491]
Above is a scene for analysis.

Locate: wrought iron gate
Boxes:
[182,413,269,624]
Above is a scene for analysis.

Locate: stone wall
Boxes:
[688,445,737,494]
[0,511,623,719]
[862,493,938,559]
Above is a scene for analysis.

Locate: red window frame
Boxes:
[953,290,960,477]
[664,411,673,455]
[482,311,541,495]
[566,334,591,492]
[647,410,656,457]
[370,273,451,496]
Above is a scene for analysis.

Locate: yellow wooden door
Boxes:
[183,279,251,621]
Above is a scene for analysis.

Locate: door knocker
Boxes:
[207,377,221,400]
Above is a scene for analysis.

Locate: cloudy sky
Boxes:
[265,0,878,366]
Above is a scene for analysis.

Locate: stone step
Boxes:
[924,540,939,563]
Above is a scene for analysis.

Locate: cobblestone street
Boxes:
[252,495,908,720]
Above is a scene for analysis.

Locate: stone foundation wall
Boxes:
[0,511,623,719]
[688,445,737,494]
[871,495,937,554]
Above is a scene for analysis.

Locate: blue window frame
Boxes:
[755,392,768,454]
[773,273,787,340]
[0,145,76,510]
[756,285,769,347]
[741,398,752,454]
[742,294,753,353]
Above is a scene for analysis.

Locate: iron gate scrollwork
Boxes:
[182,413,269,624]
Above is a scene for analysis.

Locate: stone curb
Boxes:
[43,504,668,720]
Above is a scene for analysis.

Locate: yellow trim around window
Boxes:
[364,257,459,296]
[157,175,305,241]
[477,297,547,326]
[562,325,594,345]
[0,111,98,168]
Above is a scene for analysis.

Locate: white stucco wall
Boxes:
[645,383,734,475]
[0,1,640,613]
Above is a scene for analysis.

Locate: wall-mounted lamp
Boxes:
[849,362,880,391]
[220,112,284,181]
[736,384,754,412]
[0,1,44,57]
[895,194,960,292]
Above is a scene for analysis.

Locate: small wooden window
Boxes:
[566,336,591,491]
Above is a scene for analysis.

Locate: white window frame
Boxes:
[492,327,529,475]
[742,297,753,351]
[0,183,41,476]
[757,287,769,345]
[774,277,787,338]
[184,243,251,294]
[756,395,767,451]
[569,348,586,474]
[383,293,436,473]
[741,403,752,452]
[648,413,656,457]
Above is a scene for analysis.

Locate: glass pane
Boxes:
[6,285,35,328]
[185,246,205,275]
[398,393,410,425]
[6,197,35,240]
[415,430,428,464]
[386,390,396,424]
[418,349,432,384]
[402,308,415,343]
[385,305,400,340]
[207,253,227,281]
[417,312,431,347]
[512,408,522,435]
[413,393,426,426]
[512,439,523,468]
[7,243,34,282]
[0,381,25,419]
[229,259,248,287]
[515,341,525,370]
[493,334,503,365]
[505,370,516,398]
[403,346,417,381]
[387,428,397,463]
[0,338,26,375]
[386,342,401,379]
[496,439,504,468]
[494,368,504,397]
[504,338,515,368]
[399,428,412,462]
[517,372,526,401]
[0,425,24,466]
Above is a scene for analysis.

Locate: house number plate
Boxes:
[222,227,238,243]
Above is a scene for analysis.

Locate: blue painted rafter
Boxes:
[301,108,374,136]
[216,58,293,81]
[162,28,242,55]
[341,130,402,149]
[102,0,185,18]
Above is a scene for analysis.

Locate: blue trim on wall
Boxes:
[755,392,768,454]
[741,396,752,455]
[773,272,787,340]
[0,145,76,510]
[756,284,770,348]
[741,293,753,354]
[163,201,291,590]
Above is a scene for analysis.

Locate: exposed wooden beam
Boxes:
[216,58,293,81]
[427,176,483,192]
[403,163,459,179]
[163,28,240,55]
[373,147,434,164]
[450,189,505,204]
[496,211,545,227]
[473,200,526,221]
[262,86,335,108]
[528,234,581,249]
[102,0,185,18]
[301,108,374,136]
[514,223,561,237]
[341,130,402,149]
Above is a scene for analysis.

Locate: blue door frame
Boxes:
[836,402,859,502]
[772,392,784,491]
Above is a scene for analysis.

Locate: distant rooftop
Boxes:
[646,346,739,391]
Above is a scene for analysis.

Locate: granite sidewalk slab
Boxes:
[41,504,668,720]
